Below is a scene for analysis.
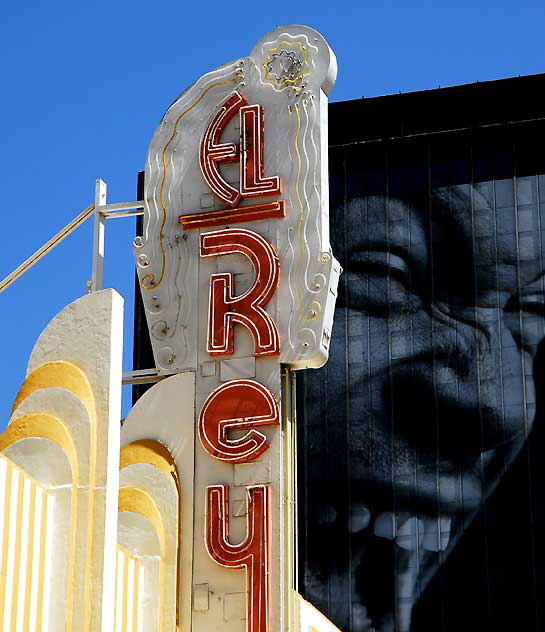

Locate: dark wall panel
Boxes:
[297,121,545,632]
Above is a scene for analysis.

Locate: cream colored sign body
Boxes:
[132,24,340,632]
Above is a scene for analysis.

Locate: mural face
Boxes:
[298,134,545,632]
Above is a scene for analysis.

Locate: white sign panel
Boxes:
[135,24,340,373]
[133,24,339,632]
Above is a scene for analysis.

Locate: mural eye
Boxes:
[504,293,545,317]
[343,250,421,315]
[350,251,411,284]
[503,293,545,352]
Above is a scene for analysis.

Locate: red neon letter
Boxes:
[240,104,281,198]
[200,91,246,207]
[200,228,280,357]
[199,379,280,463]
[206,485,270,632]
[200,92,282,207]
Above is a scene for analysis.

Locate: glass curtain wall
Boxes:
[297,124,545,632]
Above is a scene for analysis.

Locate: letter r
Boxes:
[200,228,280,357]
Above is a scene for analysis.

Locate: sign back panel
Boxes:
[135,25,340,374]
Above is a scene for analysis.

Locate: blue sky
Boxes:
[1,0,544,427]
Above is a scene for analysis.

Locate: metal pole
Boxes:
[0,184,143,296]
[0,203,96,295]
[91,179,107,291]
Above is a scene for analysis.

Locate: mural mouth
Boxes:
[372,511,452,552]
[347,464,483,524]
[338,520,452,632]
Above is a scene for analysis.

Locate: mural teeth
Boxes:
[422,517,452,552]
[349,506,371,533]
[395,517,424,551]
[373,511,396,539]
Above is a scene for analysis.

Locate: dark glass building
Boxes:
[296,73,545,632]
[134,73,545,631]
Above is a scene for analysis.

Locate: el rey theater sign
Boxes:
[134,25,340,632]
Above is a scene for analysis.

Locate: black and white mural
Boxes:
[297,129,545,631]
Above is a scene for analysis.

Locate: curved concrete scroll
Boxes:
[0,289,124,632]
[121,372,196,632]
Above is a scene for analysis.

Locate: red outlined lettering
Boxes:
[200,91,247,207]
[199,92,282,208]
[199,379,280,463]
[200,228,280,357]
[240,104,281,198]
[179,200,285,230]
[205,484,270,632]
